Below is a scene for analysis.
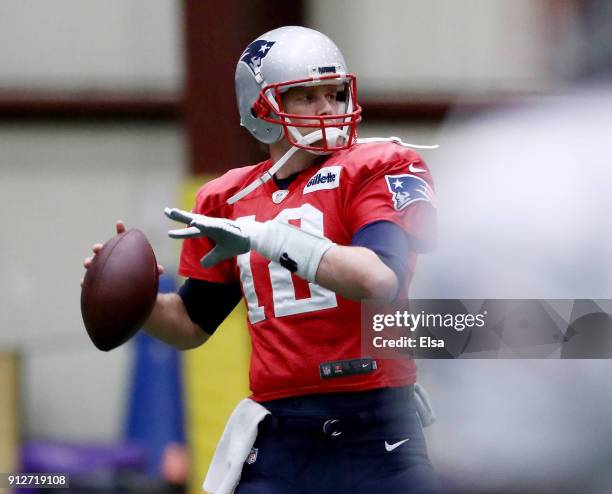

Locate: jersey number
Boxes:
[236,204,337,323]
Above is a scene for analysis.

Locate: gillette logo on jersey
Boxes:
[385,174,435,211]
[240,40,275,76]
[303,166,342,195]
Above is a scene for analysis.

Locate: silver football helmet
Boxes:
[234,26,361,153]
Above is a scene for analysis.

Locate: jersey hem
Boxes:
[250,374,417,403]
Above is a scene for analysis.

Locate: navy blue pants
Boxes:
[235,386,442,494]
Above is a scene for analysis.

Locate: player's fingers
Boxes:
[200,248,225,268]
[165,207,196,225]
[157,264,165,275]
[80,277,84,287]
[168,226,203,238]
[84,257,93,268]
[116,221,126,235]
[92,243,103,254]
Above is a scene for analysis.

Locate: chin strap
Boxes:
[227,128,343,205]
[226,145,300,205]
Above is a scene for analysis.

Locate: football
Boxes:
[81,229,159,351]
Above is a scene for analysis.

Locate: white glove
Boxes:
[164,208,335,282]
[165,208,252,267]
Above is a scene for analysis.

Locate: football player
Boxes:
[84,26,440,494]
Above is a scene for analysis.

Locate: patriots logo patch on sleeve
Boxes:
[385,174,435,211]
[240,39,275,76]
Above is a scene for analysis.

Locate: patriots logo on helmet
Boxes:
[385,174,435,211]
[240,39,276,76]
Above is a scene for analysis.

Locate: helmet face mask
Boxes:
[254,73,361,153]
[235,26,362,153]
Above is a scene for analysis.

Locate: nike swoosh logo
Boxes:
[385,438,410,452]
[409,163,427,173]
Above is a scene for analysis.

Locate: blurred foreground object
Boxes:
[412,6,612,489]
[418,86,612,300]
[413,84,612,494]
[81,229,159,351]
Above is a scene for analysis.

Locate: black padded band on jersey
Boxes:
[319,358,378,379]
[351,220,413,288]
[178,278,242,335]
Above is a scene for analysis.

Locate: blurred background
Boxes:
[1,0,611,492]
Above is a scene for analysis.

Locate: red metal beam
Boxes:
[359,92,526,121]
[0,90,180,121]
[0,89,528,124]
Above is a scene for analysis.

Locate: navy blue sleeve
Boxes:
[351,220,414,288]
[178,278,242,335]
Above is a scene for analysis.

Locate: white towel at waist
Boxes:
[203,398,270,494]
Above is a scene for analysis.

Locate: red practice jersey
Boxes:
[179,140,436,401]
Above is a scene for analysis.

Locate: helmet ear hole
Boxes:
[252,100,270,119]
